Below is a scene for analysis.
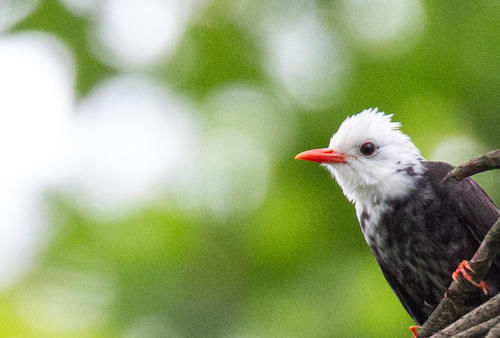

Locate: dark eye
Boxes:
[360,141,376,156]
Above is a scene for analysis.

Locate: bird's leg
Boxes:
[452,260,488,295]
[408,325,420,337]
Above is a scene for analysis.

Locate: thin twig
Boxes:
[442,149,500,183]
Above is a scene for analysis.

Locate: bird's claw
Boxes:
[409,325,420,337]
[452,260,473,281]
[452,260,488,295]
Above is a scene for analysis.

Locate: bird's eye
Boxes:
[360,141,376,156]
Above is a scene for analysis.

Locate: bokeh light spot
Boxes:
[263,11,349,109]
[16,269,113,332]
[179,129,271,219]
[341,0,425,57]
[0,32,74,291]
[92,0,200,69]
[205,83,296,156]
[70,74,198,217]
[0,0,40,32]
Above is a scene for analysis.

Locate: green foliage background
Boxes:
[3,1,500,337]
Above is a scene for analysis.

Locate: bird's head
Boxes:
[296,108,424,205]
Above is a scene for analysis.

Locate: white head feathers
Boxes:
[329,108,416,154]
[324,108,424,205]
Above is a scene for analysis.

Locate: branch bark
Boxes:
[453,315,500,338]
[442,149,500,183]
[485,320,500,338]
[417,149,500,337]
[430,294,500,337]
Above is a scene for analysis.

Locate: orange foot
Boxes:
[452,260,488,295]
[409,325,420,337]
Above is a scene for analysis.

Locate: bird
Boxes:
[295,108,500,325]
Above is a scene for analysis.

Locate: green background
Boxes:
[3,1,500,337]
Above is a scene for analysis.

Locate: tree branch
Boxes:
[485,320,500,338]
[453,315,500,338]
[430,293,500,337]
[442,149,500,183]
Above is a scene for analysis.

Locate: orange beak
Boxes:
[295,148,347,163]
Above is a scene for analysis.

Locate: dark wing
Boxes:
[425,161,499,244]
[457,177,499,242]
[457,175,500,280]
[377,260,430,325]
[426,161,500,277]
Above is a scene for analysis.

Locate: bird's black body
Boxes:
[295,109,500,325]
[365,161,500,324]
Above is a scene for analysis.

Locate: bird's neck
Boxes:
[334,160,423,203]
[349,161,425,238]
